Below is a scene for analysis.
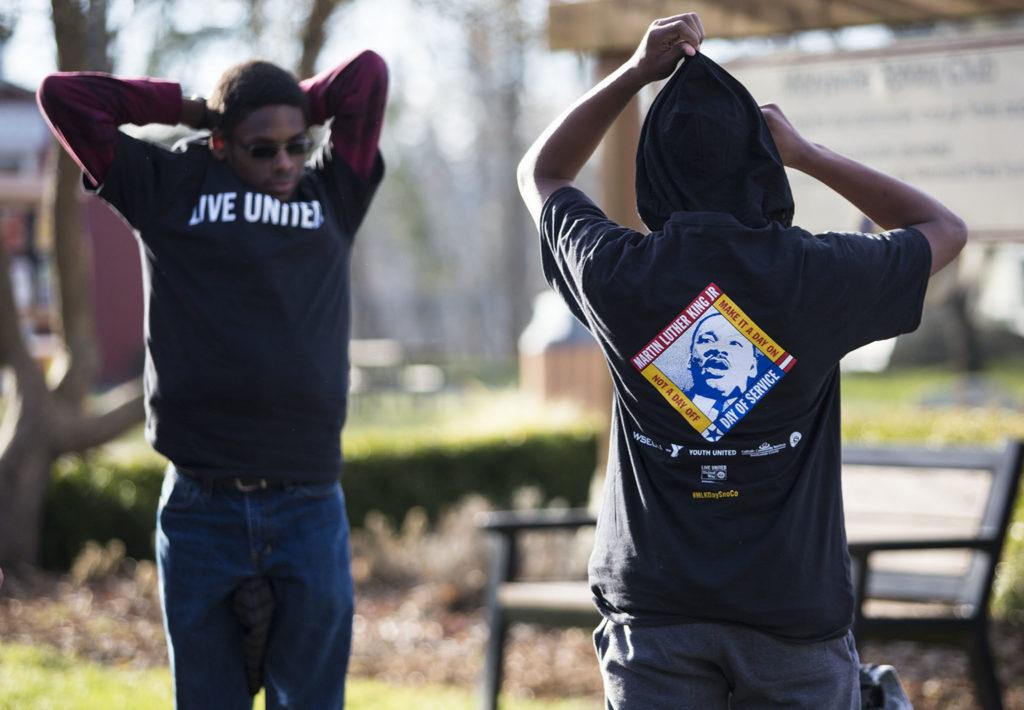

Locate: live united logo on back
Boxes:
[188,191,325,230]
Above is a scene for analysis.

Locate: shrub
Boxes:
[43,456,165,570]
[993,494,1024,622]
[41,427,597,570]
[341,429,596,528]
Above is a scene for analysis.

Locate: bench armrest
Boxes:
[477,508,596,586]
[476,508,596,534]
[848,537,998,556]
[848,536,999,614]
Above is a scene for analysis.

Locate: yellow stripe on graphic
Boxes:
[640,364,712,433]
[712,294,788,363]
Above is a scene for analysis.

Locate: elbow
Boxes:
[516,153,532,195]
[925,212,968,276]
[946,212,968,256]
[355,49,389,88]
[36,73,67,117]
[516,153,534,197]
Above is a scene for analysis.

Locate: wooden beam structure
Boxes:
[550,0,1024,53]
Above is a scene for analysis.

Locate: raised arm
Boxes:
[516,13,705,224]
[300,50,388,183]
[36,73,200,187]
[761,103,967,275]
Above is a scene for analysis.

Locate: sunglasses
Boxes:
[237,136,313,160]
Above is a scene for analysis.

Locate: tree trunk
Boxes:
[0,235,58,566]
[0,378,56,568]
[0,0,144,568]
[0,232,144,566]
[0,451,55,569]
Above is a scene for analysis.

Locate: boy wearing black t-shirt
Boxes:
[518,13,965,709]
[38,52,387,708]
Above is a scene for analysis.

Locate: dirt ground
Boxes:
[1,569,1022,709]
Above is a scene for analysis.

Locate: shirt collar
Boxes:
[665,211,749,228]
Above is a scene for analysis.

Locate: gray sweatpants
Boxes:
[593,618,861,710]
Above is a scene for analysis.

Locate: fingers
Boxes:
[691,14,706,42]
[671,39,696,59]
[635,13,705,81]
[680,13,704,46]
[652,21,701,57]
[658,16,703,57]
[655,12,705,45]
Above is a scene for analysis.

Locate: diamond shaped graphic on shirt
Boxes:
[629,283,796,443]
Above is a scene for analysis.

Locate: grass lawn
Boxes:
[0,643,172,710]
[840,359,1024,406]
[838,361,1024,445]
[0,643,596,710]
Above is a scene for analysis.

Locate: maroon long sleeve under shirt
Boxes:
[37,50,388,187]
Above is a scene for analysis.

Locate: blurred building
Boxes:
[0,78,143,386]
[519,291,610,414]
[1,79,53,366]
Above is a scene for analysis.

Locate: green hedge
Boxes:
[41,428,598,570]
[340,431,597,528]
[43,458,165,571]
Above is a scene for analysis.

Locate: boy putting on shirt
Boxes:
[518,12,964,709]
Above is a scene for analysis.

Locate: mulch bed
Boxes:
[1,569,1022,709]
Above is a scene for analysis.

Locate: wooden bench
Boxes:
[476,440,1024,710]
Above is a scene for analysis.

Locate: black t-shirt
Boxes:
[540,186,931,641]
[95,131,382,481]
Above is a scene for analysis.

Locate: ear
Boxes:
[210,131,227,160]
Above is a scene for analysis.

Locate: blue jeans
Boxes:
[156,465,354,710]
[594,618,861,709]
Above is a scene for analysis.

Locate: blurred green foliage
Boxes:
[43,457,165,570]
[34,366,1024,616]
[41,425,597,569]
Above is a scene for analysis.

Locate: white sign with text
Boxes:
[730,34,1024,236]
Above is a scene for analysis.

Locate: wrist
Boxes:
[790,141,825,174]
[618,61,651,91]
[181,95,212,129]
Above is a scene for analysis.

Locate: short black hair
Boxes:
[208,60,310,135]
[766,207,794,229]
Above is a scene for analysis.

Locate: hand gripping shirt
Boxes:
[540,187,931,642]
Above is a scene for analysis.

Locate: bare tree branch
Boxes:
[246,0,266,42]
[51,378,145,455]
[296,0,348,78]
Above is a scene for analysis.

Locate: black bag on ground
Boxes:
[860,663,913,709]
